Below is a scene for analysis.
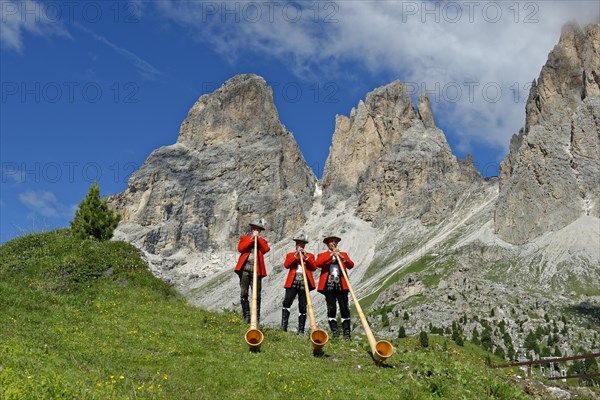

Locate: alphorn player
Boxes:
[234,219,270,324]
[316,234,355,341]
[281,234,317,334]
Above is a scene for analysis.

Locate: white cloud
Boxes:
[73,22,161,80]
[154,0,599,154]
[19,190,74,218]
[0,0,70,53]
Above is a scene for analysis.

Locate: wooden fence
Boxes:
[490,352,600,379]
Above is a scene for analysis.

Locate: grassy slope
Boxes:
[0,231,531,400]
[361,254,438,312]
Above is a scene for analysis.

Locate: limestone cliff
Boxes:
[321,82,482,224]
[495,23,600,244]
[108,74,316,255]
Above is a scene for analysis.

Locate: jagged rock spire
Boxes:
[418,91,436,129]
[322,80,482,224]
[495,23,600,244]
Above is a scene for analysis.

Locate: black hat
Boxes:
[322,234,341,244]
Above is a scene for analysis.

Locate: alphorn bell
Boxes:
[298,251,329,355]
[336,251,394,363]
[245,236,264,351]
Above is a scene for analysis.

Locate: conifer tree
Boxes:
[583,356,599,385]
[71,182,121,241]
[494,346,506,360]
[382,312,390,327]
[471,327,480,346]
[419,331,429,348]
[541,346,552,357]
[398,326,406,339]
[481,327,493,352]
[452,321,464,346]
[454,333,464,346]
[553,346,562,357]
[507,344,516,361]
[524,331,540,355]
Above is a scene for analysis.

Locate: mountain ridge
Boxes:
[108,23,600,362]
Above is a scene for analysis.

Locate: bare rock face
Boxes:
[496,23,600,244]
[108,74,316,255]
[322,81,482,224]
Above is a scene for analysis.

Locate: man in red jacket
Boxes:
[316,234,355,341]
[234,219,270,324]
[281,234,317,334]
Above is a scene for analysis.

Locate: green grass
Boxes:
[361,254,438,312]
[362,240,420,281]
[562,272,600,297]
[0,230,533,399]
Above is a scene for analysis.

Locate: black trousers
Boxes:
[238,268,262,302]
[282,284,307,314]
[324,289,350,320]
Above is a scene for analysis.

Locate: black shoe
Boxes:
[342,319,351,342]
[281,309,290,332]
[328,320,339,338]
[241,300,250,324]
[297,314,307,335]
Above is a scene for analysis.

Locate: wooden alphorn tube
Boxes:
[245,236,263,351]
[337,253,394,363]
[299,253,329,354]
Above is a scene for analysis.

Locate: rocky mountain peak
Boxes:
[321,80,482,224]
[177,74,280,149]
[496,23,600,244]
[525,23,600,132]
[104,26,598,352]
[109,74,316,255]
[321,81,419,199]
[417,91,436,129]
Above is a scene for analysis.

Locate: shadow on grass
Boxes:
[359,346,395,368]
[313,350,330,358]
[374,360,395,369]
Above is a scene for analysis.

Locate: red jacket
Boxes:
[235,235,270,277]
[283,252,317,290]
[315,251,355,292]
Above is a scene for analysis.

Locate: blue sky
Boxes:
[1,0,599,243]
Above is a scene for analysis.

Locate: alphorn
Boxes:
[245,236,264,351]
[336,251,394,363]
[298,252,329,354]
